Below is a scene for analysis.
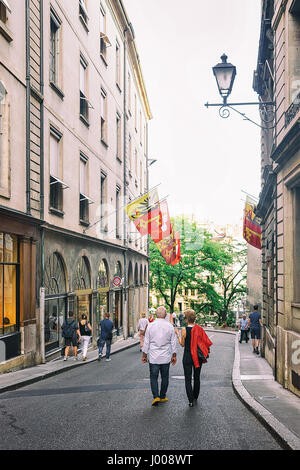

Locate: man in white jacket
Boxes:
[142,306,177,406]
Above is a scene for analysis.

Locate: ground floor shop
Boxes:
[43,228,148,361]
[0,209,41,373]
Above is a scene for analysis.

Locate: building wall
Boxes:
[0,0,152,371]
[255,0,300,396]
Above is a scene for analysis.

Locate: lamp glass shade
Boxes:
[213,54,236,99]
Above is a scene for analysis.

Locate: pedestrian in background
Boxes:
[239,314,249,344]
[148,313,154,323]
[249,305,262,355]
[175,309,212,407]
[137,313,148,351]
[178,312,184,327]
[98,313,114,362]
[79,314,92,361]
[62,312,80,361]
[142,306,177,406]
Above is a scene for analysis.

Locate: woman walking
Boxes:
[79,314,92,361]
[175,309,213,407]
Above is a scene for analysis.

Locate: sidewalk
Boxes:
[0,335,140,394]
[232,331,300,450]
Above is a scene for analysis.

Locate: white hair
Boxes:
[156,306,167,318]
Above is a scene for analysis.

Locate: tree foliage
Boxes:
[149,216,247,325]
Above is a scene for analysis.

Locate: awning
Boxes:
[80,193,94,204]
[50,175,69,189]
[79,0,89,19]
[100,33,112,47]
[0,0,11,13]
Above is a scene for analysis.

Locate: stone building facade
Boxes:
[0,0,152,372]
[254,0,300,396]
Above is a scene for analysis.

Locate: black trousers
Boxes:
[183,361,202,403]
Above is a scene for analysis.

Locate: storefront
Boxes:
[44,252,67,354]
[112,261,123,335]
[0,232,20,360]
[96,259,110,337]
[73,256,92,324]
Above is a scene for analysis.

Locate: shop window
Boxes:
[0,233,18,336]
[44,252,67,353]
[294,186,300,302]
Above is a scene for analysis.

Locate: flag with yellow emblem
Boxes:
[243,197,262,249]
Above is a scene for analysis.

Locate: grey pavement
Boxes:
[230,329,300,450]
[0,328,300,450]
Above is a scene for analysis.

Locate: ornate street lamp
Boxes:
[212,54,236,105]
[205,53,275,129]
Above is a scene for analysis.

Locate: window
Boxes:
[116,41,121,89]
[0,0,12,42]
[116,185,121,238]
[79,0,89,30]
[0,233,19,337]
[0,80,10,198]
[294,187,300,302]
[100,171,107,232]
[100,5,110,62]
[140,161,143,194]
[50,10,61,88]
[80,56,89,123]
[116,112,121,160]
[134,94,137,130]
[79,154,90,224]
[49,127,67,214]
[128,73,131,114]
[100,88,107,144]
[128,134,132,176]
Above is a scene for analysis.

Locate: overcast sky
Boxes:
[124,0,261,228]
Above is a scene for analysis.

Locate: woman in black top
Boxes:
[175,309,203,407]
[79,314,92,361]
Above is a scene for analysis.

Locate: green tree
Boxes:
[149,216,247,325]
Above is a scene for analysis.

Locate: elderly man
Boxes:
[142,306,177,406]
[239,314,249,344]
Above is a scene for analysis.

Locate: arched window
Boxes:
[45,252,67,295]
[97,259,109,288]
[140,265,143,285]
[134,263,139,286]
[73,256,91,290]
[114,261,122,278]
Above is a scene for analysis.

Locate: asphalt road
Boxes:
[0,331,282,450]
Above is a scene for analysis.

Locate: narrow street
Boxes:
[0,332,281,450]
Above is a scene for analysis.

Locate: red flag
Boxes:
[243,199,262,249]
[156,230,176,265]
[133,199,172,243]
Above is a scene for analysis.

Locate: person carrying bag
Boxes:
[98,312,114,362]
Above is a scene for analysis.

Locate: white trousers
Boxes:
[81,335,91,357]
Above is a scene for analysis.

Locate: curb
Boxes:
[0,339,140,395]
[231,331,300,451]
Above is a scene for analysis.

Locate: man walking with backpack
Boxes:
[62,311,80,361]
[98,313,114,362]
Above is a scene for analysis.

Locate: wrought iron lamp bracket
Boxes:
[205,100,276,130]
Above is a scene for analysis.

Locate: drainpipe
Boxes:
[123,27,128,339]
[39,0,45,362]
[25,0,31,215]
